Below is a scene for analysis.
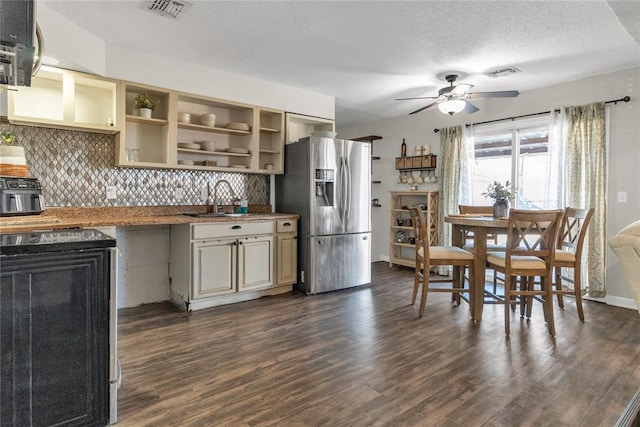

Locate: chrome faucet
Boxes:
[209,180,237,214]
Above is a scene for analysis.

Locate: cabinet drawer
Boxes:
[276,219,297,233]
[192,221,274,240]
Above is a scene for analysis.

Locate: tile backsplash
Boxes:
[1,124,269,207]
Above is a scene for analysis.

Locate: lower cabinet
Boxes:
[0,249,110,427]
[170,220,294,311]
[237,236,274,292]
[275,219,298,286]
[193,238,237,298]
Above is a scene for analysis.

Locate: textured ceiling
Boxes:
[40,0,640,128]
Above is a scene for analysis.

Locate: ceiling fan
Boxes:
[396,74,519,116]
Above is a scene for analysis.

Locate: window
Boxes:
[470,118,560,209]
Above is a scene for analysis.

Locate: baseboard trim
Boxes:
[615,385,640,427]
[379,254,390,262]
[605,295,639,311]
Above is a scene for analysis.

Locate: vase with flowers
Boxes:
[133,93,155,118]
[482,180,515,218]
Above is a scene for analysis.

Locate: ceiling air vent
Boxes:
[485,66,521,78]
[147,0,189,19]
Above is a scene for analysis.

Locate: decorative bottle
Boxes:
[401,138,407,157]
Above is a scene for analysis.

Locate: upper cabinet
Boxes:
[116,84,288,174]
[7,66,120,134]
[6,66,332,175]
[117,82,173,167]
[285,113,334,144]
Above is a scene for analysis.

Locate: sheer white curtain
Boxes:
[545,110,565,209]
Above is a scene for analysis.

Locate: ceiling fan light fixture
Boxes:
[438,99,466,116]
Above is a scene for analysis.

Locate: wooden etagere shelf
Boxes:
[389,191,439,268]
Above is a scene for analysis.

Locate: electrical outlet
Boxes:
[200,187,209,201]
[175,186,183,199]
[618,191,627,203]
[106,186,117,200]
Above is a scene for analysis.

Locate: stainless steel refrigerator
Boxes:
[276,136,371,294]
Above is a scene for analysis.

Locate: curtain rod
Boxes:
[433,96,631,133]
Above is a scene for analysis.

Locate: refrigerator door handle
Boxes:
[345,157,352,220]
[339,156,347,220]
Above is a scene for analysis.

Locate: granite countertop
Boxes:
[0,205,299,234]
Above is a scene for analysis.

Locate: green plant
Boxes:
[1,131,15,145]
[134,93,155,111]
[482,180,514,201]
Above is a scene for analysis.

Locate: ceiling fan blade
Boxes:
[409,102,439,115]
[395,96,440,101]
[452,83,474,96]
[463,101,479,114]
[467,90,520,99]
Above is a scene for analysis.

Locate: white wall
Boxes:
[339,67,640,309]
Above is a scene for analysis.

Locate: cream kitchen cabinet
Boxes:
[276,219,297,286]
[285,113,335,144]
[7,66,121,133]
[116,82,174,167]
[115,85,286,174]
[170,221,287,311]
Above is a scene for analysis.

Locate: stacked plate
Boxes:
[178,160,194,165]
[226,122,251,131]
[230,164,248,169]
[178,142,201,150]
[226,147,250,154]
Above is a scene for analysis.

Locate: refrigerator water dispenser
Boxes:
[315,168,334,207]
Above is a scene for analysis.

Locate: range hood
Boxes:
[0,0,36,87]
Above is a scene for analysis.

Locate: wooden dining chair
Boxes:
[486,209,564,336]
[409,205,475,317]
[458,205,506,295]
[553,207,594,321]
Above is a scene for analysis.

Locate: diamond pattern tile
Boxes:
[1,124,268,207]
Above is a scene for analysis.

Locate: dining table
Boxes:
[445,214,509,322]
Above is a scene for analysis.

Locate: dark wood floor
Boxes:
[115,262,640,426]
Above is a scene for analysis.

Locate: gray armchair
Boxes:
[608,220,640,427]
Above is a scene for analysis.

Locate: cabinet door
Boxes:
[8,66,119,133]
[276,234,297,286]
[0,250,109,427]
[237,236,273,292]
[192,239,236,298]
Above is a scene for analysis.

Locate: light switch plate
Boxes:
[618,191,627,203]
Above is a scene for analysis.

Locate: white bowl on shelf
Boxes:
[201,114,216,127]
[178,112,191,123]
[199,140,216,151]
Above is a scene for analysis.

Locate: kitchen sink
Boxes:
[182,213,248,218]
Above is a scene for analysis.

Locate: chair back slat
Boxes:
[409,205,430,259]
[506,209,564,266]
[557,207,594,255]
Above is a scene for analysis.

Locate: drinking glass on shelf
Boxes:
[131,149,140,162]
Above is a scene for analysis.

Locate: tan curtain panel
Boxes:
[438,125,464,248]
[564,102,606,297]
